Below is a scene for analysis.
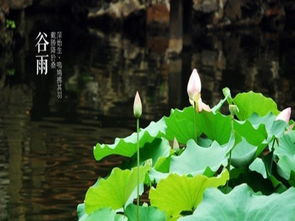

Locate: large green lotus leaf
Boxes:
[198,111,232,145]
[197,137,213,147]
[233,91,279,120]
[233,119,268,156]
[248,113,288,140]
[121,138,170,169]
[270,120,289,139]
[233,119,267,146]
[179,184,295,221]
[148,167,216,184]
[290,171,295,187]
[165,107,232,145]
[93,118,166,160]
[125,204,166,221]
[274,131,295,180]
[231,138,257,167]
[149,169,229,219]
[248,112,276,128]
[169,139,233,175]
[85,166,149,214]
[277,156,295,181]
[164,107,200,144]
[148,168,170,183]
[249,158,267,179]
[154,155,171,173]
[77,205,127,221]
[139,138,170,166]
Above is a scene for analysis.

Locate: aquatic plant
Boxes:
[78,69,295,221]
[133,91,142,221]
[5,19,16,29]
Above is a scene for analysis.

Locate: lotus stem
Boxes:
[193,101,197,141]
[269,138,277,173]
[226,114,234,191]
[136,118,140,221]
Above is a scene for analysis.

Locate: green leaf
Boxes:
[143,139,170,166]
[164,107,199,144]
[233,119,268,156]
[179,184,295,221]
[234,119,267,146]
[233,91,279,120]
[274,131,295,180]
[84,166,149,214]
[125,204,166,221]
[93,118,166,160]
[154,156,171,173]
[199,111,232,145]
[231,138,257,167]
[121,138,170,168]
[77,205,126,221]
[249,158,267,179]
[290,171,295,187]
[149,169,229,219]
[196,137,213,147]
[169,139,233,175]
[148,168,170,183]
[77,203,88,221]
[248,113,288,140]
[165,107,232,145]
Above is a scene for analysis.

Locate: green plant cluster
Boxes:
[78,90,295,221]
[5,19,16,29]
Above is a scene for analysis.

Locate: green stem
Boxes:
[226,149,232,192]
[227,151,232,172]
[226,115,234,191]
[136,118,140,221]
[193,101,197,141]
[269,138,277,173]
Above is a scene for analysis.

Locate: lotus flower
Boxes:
[187,69,211,112]
[276,107,291,123]
[133,91,142,118]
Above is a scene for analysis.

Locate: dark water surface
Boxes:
[0,12,295,220]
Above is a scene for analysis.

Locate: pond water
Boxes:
[0,11,295,220]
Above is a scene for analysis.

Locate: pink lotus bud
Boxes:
[133,91,142,118]
[200,101,211,112]
[276,107,291,123]
[197,98,211,112]
[187,69,201,105]
[172,137,179,149]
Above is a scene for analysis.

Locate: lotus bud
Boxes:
[200,101,211,112]
[133,91,142,118]
[172,137,179,150]
[222,87,233,104]
[187,69,201,106]
[197,98,211,112]
[145,159,153,167]
[276,107,291,123]
[229,104,239,116]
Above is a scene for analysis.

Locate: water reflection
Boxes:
[0,12,295,220]
[0,85,131,220]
